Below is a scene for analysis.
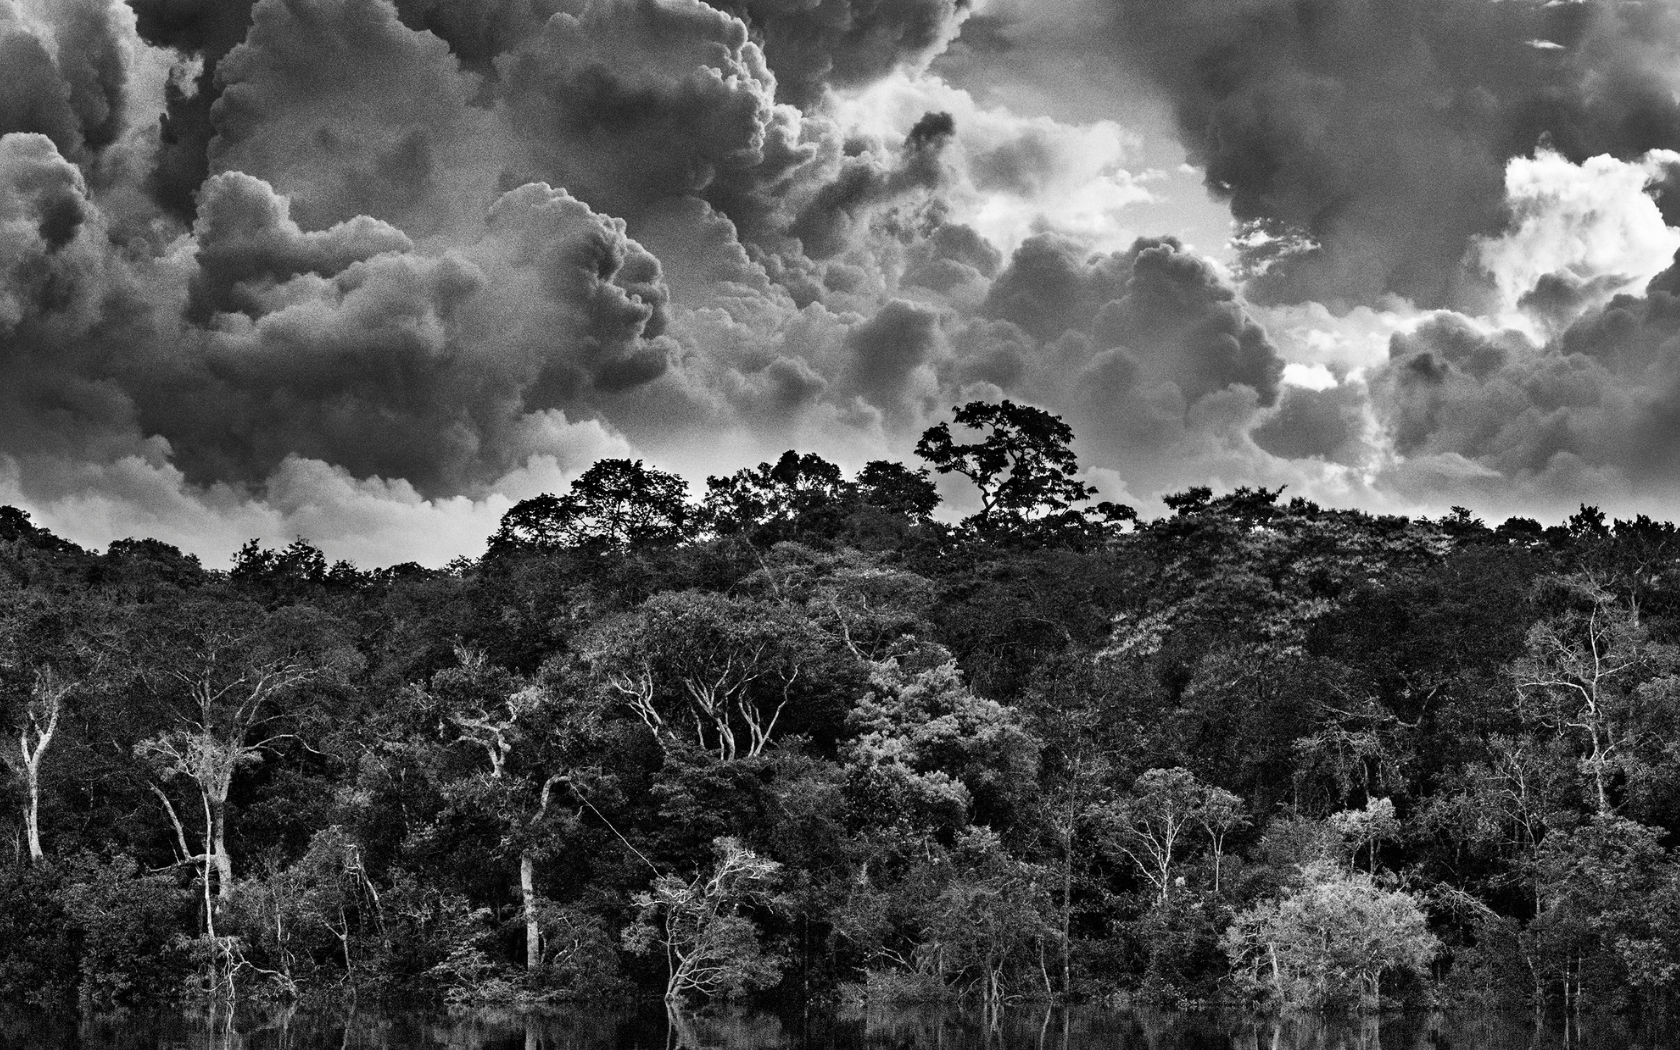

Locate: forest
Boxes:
[3,399,1680,1018]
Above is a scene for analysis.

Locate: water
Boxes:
[0,1004,1674,1050]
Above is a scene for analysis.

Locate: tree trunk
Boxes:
[1589,730,1610,814]
[521,852,542,971]
[210,797,234,898]
[24,767,43,863]
[1060,835,1073,997]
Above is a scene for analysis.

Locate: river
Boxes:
[0,1004,1673,1049]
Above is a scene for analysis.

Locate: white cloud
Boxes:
[1473,148,1680,332]
[827,71,1155,254]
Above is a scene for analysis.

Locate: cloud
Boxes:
[1083,0,1680,309]
[209,0,498,237]
[828,71,1154,255]
[128,0,261,217]
[708,0,970,108]
[979,233,1282,408]
[1363,256,1680,518]
[4,0,1680,566]
[1473,148,1680,331]
[1251,382,1374,467]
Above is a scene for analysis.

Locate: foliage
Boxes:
[1223,860,1440,1010]
[13,404,1680,1015]
[623,837,787,1002]
[915,400,1133,541]
[490,459,693,553]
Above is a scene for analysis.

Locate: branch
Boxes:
[145,781,195,861]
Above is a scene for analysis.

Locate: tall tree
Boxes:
[0,594,106,866]
[915,400,1132,539]
[701,451,852,541]
[490,459,693,553]
[585,592,819,762]
[132,601,354,900]
[1511,575,1676,814]
[6,668,70,865]
[1095,767,1228,904]
[418,647,609,972]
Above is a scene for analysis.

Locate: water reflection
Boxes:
[0,1003,1675,1050]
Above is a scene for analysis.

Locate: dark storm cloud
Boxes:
[980,233,1125,341]
[903,218,1001,293]
[187,172,414,320]
[388,0,559,73]
[1251,384,1371,466]
[208,0,493,235]
[128,0,260,217]
[150,179,674,493]
[842,298,943,425]
[981,234,1284,408]
[495,0,786,222]
[0,0,131,162]
[1101,0,1680,309]
[933,233,1296,496]
[786,111,954,259]
[707,0,969,108]
[0,121,674,499]
[385,0,968,108]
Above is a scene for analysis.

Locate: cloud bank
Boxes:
[2,0,1680,563]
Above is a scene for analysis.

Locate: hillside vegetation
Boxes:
[2,402,1677,1016]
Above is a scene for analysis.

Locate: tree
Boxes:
[1036,729,1114,994]
[843,643,1038,834]
[924,827,1057,1010]
[914,400,1132,538]
[1524,814,1680,1012]
[490,459,693,553]
[132,602,353,902]
[1328,797,1400,874]
[586,592,815,762]
[1095,767,1227,904]
[1511,575,1675,814]
[419,647,607,972]
[0,594,106,866]
[701,451,851,541]
[7,669,69,865]
[623,836,785,1002]
[1223,860,1440,1010]
[1200,784,1248,894]
[854,461,940,522]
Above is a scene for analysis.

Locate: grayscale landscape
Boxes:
[6,0,1680,1045]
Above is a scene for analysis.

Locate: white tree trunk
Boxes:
[24,766,42,863]
[522,852,541,971]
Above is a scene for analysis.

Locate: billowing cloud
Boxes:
[1,0,1678,566]
[708,0,969,108]
[1366,256,1680,518]
[1032,0,1680,309]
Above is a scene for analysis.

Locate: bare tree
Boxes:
[1095,767,1226,903]
[137,656,319,897]
[1511,575,1670,814]
[4,668,70,864]
[134,604,347,901]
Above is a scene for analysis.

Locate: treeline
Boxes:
[4,401,1680,1015]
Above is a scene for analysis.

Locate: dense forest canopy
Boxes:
[5,401,1680,1016]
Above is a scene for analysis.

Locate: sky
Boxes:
[5,0,1680,566]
